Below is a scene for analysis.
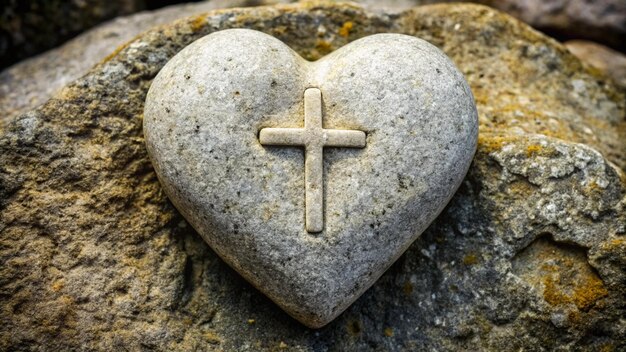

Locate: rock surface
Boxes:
[565,40,626,91]
[358,0,626,51]
[479,0,626,52]
[0,0,145,69]
[144,29,478,327]
[5,0,624,128]
[0,0,286,128]
[1,2,625,351]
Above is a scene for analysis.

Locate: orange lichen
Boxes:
[403,281,414,295]
[347,320,362,336]
[605,238,625,249]
[526,144,542,157]
[338,21,353,37]
[599,343,615,352]
[51,279,65,292]
[190,14,208,32]
[514,237,609,315]
[586,180,601,193]
[507,180,535,195]
[272,25,287,36]
[204,331,222,344]
[477,135,508,152]
[384,327,394,337]
[315,39,333,55]
[542,276,570,307]
[571,277,608,311]
[101,42,132,64]
[540,257,608,310]
[463,253,479,265]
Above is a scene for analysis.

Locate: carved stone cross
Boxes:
[259,88,367,233]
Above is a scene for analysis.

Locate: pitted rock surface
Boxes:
[0,2,624,351]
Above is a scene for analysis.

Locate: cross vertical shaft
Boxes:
[259,88,366,233]
[304,88,324,233]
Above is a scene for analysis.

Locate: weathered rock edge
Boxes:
[1,2,624,351]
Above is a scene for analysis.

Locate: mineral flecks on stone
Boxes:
[0,2,624,351]
[144,29,477,327]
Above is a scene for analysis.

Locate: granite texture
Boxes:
[0,0,287,128]
[144,29,478,327]
[0,2,625,351]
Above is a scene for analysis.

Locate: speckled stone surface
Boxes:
[1,2,625,351]
[144,29,477,327]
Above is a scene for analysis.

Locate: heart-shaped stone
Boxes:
[144,29,477,328]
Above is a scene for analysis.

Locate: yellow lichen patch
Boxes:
[347,320,362,336]
[338,21,353,37]
[463,253,479,265]
[539,259,608,310]
[190,14,208,32]
[583,179,607,196]
[571,277,608,311]
[315,39,333,56]
[271,25,288,36]
[383,327,394,337]
[51,279,65,292]
[507,179,535,196]
[526,144,542,157]
[101,41,133,64]
[513,236,609,313]
[403,281,413,295]
[603,238,625,250]
[204,331,222,344]
[599,342,615,352]
[477,134,511,153]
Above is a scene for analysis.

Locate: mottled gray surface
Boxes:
[1,2,624,351]
[144,29,478,327]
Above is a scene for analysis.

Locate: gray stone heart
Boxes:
[144,29,477,328]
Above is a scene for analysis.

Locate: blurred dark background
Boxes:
[0,0,209,69]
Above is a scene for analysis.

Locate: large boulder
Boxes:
[0,0,287,128]
[0,2,624,351]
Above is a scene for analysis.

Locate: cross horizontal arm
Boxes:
[323,129,367,148]
[259,128,306,146]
